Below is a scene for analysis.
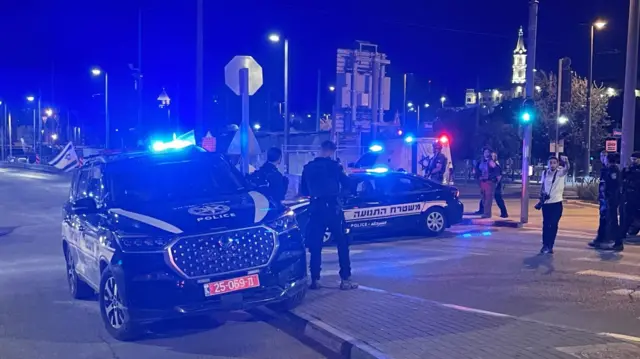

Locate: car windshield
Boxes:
[109,158,246,204]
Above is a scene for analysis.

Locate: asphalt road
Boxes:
[3,167,640,358]
[0,168,333,359]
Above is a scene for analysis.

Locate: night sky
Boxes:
[0,0,631,135]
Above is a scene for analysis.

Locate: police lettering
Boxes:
[196,213,237,222]
[352,208,387,219]
[390,203,421,214]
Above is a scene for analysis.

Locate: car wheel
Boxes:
[267,287,307,312]
[424,208,446,235]
[99,267,141,341]
[65,247,94,299]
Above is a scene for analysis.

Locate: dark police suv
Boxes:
[61,147,307,340]
[293,168,464,242]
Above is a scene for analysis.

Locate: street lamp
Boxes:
[407,102,414,108]
[424,103,430,108]
[558,115,569,125]
[586,19,606,172]
[45,108,53,117]
[440,96,446,108]
[253,123,261,130]
[51,133,58,141]
[26,95,41,154]
[91,67,109,149]
[328,86,335,92]
[268,33,289,172]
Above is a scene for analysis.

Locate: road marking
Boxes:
[577,270,640,282]
[358,285,640,346]
[607,289,640,298]
[323,254,477,276]
[574,257,640,267]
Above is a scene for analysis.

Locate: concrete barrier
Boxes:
[0,162,63,174]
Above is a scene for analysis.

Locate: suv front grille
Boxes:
[168,226,277,278]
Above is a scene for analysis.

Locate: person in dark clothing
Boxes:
[300,140,357,290]
[423,142,448,183]
[594,153,623,251]
[254,148,289,202]
[477,152,508,218]
[475,148,499,218]
[589,151,610,248]
[619,152,640,242]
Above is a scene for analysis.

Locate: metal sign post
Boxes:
[224,55,263,176]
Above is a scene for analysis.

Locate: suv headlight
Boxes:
[117,235,173,252]
[267,209,298,233]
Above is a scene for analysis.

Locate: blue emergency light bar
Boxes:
[365,167,389,174]
[369,144,383,152]
[150,131,196,152]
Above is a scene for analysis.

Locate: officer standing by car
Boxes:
[253,147,289,202]
[589,151,610,248]
[300,140,358,290]
[619,152,640,240]
[423,141,448,183]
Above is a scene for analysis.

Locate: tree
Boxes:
[471,99,521,160]
[533,70,611,170]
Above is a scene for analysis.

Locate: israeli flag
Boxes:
[48,142,79,172]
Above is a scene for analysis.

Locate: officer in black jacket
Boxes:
[300,140,357,290]
[589,151,610,248]
[620,152,640,240]
[595,153,623,250]
[255,148,289,202]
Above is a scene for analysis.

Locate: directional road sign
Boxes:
[224,56,263,96]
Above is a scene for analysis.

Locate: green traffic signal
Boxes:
[521,112,531,122]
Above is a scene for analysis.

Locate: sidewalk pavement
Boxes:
[460,198,599,234]
[286,285,640,359]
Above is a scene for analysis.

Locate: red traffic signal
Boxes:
[438,135,449,144]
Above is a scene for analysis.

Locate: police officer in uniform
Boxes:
[422,141,448,183]
[619,152,640,240]
[594,153,622,251]
[300,141,358,290]
[589,151,610,248]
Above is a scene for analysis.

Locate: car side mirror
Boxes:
[72,197,98,215]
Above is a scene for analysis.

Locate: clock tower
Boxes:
[512,26,527,85]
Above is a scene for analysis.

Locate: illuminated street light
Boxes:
[535,85,542,92]
[253,123,261,130]
[328,86,335,92]
[440,96,446,108]
[45,108,53,117]
[407,102,414,108]
[91,66,109,148]
[606,87,617,97]
[424,103,430,108]
[558,115,569,125]
[268,33,281,43]
[594,20,607,30]
[51,133,58,141]
[91,68,102,76]
[26,96,35,102]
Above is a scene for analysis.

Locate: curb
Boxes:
[565,199,600,208]
[460,217,523,228]
[257,307,389,359]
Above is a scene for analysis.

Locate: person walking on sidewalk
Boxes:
[476,152,508,218]
[475,148,499,218]
[300,140,358,290]
[539,155,570,254]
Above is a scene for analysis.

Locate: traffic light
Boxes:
[519,99,536,123]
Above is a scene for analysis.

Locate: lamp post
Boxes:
[26,95,40,153]
[268,33,290,173]
[91,68,109,149]
[440,96,446,108]
[586,20,606,173]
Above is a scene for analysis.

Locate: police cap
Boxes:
[321,140,337,151]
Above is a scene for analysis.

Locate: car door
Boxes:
[69,164,104,287]
[378,174,436,228]
[342,174,393,232]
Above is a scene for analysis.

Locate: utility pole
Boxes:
[316,69,321,132]
[621,0,640,166]
[137,7,143,130]
[196,0,204,142]
[402,74,407,127]
[555,58,563,158]
[521,0,538,224]
[371,58,380,140]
